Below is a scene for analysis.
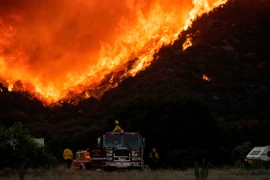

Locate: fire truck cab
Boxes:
[71,130,145,171]
[96,130,145,171]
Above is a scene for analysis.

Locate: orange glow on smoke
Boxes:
[0,0,227,104]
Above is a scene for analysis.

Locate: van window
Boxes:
[268,151,270,157]
[250,151,261,155]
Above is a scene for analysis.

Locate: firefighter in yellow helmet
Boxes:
[84,148,92,170]
[63,148,73,169]
[148,148,159,170]
[112,120,122,132]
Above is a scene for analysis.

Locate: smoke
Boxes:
[0,0,194,100]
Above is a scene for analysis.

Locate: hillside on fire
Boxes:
[1,0,270,168]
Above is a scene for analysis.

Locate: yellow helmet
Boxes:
[115,120,119,125]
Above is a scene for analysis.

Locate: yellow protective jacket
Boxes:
[84,151,91,162]
[149,152,159,159]
[113,125,122,132]
[63,148,73,160]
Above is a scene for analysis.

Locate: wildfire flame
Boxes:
[203,74,210,81]
[0,0,227,105]
[182,34,193,50]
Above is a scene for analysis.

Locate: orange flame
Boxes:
[183,34,193,50]
[0,0,227,105]
[7,82,13,91]
[203,74,210,81]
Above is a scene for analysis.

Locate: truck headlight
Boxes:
[106,150,113,156]
[132,151,139,157]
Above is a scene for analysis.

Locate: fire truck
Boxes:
[99,130,145,170]
[72,130,146,171]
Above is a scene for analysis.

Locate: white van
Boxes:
[246,146,270,168]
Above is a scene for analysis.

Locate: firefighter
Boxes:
[148,148,159,170]
[84,148,92,170]
[112,120,122,132]
[63,148,73,169]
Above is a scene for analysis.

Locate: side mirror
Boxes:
[97,137,101,147]
[143,138,145,148]
[268,151,270,157]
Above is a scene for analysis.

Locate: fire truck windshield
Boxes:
[104,135,141,148]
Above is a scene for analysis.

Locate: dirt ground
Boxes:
[1,166,270,180]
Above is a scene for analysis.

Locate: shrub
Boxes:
[0,122,57,179]
[231,141,252,168]
[194,159,209,180]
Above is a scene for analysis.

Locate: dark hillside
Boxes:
[0,85,45,126]
[1,0,270,167]
[102,0,270,122]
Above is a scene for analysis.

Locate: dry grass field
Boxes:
[1,167,270,180]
